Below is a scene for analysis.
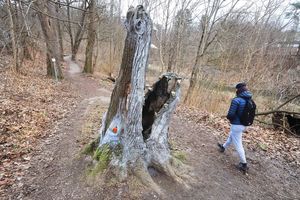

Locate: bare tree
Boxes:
[167,7,192,72]
[184,0,239,102]
[55,0,64,61]
[83,0,96,73]
[5,0,20,71]
[66,0,88,61]
[35,0,63,79]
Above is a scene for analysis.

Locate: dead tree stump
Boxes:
[89,5,187,193]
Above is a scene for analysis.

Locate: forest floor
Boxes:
[1,57,300,200]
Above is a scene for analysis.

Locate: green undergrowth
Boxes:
[82,139,98,156]
[91,144,112,176]
[169,140,187,163]
[172,150,187,163]
[83,142,123,177]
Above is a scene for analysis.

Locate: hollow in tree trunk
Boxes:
[89,5,188,194]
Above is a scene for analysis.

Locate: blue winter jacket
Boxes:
[226,91,253,125]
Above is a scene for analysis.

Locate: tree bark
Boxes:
[83,0,96,73]
[167,43,177,72]
[184,0,238,103]
[102,6,137,135]
[35,0,63,79]
[66,0,74,59]
[55,0,64,61]
[95,6,185,193]
[66,0,87,61]
[19,0,32,61]
[6,0,20,71]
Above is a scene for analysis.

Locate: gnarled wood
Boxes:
[121,4,153,172]
[100,6,141,139]
[145,73,181,170]
[95,6,186,194]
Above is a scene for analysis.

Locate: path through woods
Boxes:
[6,58,300,200]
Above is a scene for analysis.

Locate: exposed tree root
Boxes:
[132,160,164,196]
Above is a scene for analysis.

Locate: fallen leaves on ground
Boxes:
[0,58,78,197]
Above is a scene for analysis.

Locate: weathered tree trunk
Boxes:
[95,6,185,194]
[83,0,96,73]
[35,0,63,79]
[102,18,137,135]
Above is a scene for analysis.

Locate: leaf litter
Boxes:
[0,59,78,197]
[176,105,300,169]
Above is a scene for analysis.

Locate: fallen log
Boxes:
[255,94,300,136]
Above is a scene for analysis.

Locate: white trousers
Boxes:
[223,124,246,163]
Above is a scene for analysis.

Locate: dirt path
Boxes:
[163,115,300,199]
[8,58,112,200]
[8,58,300,199]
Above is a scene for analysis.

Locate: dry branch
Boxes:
[256,94,300,116]
[255,119,300,138]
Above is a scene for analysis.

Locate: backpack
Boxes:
[240,99,256,126]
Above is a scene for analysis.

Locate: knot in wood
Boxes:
[125,5,150,35]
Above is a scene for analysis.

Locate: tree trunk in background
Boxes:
[83,0,96,73]
[184,60,201,102]
[118,0,121,23]
[66,0,74,59]
[66,0,87,61]
[35,0,63,79]
[183,0,238,103]
[55,0,64,61]
[160,0,171,72]
[18,0,32,61]
[13,0,22,67]
[6,0,20,71]
[167,32,178,72]
[109,0,114,76]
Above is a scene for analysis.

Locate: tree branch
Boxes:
[256,94,300,116]
[256,110,300,116]
[255,119,300,138]
[276,94,300,110]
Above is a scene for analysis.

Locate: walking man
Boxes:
[218,82,255,173]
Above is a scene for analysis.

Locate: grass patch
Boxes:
[172,150,187,162]
[86,144,112,177]
[82,139,98,156]
[85,143,123,177]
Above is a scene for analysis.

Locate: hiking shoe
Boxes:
[237,162,248,174]
[217,143,225,152]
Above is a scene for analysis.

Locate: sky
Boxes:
[117,0,294,26]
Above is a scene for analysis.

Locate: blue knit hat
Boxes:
[235,82,246,89]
